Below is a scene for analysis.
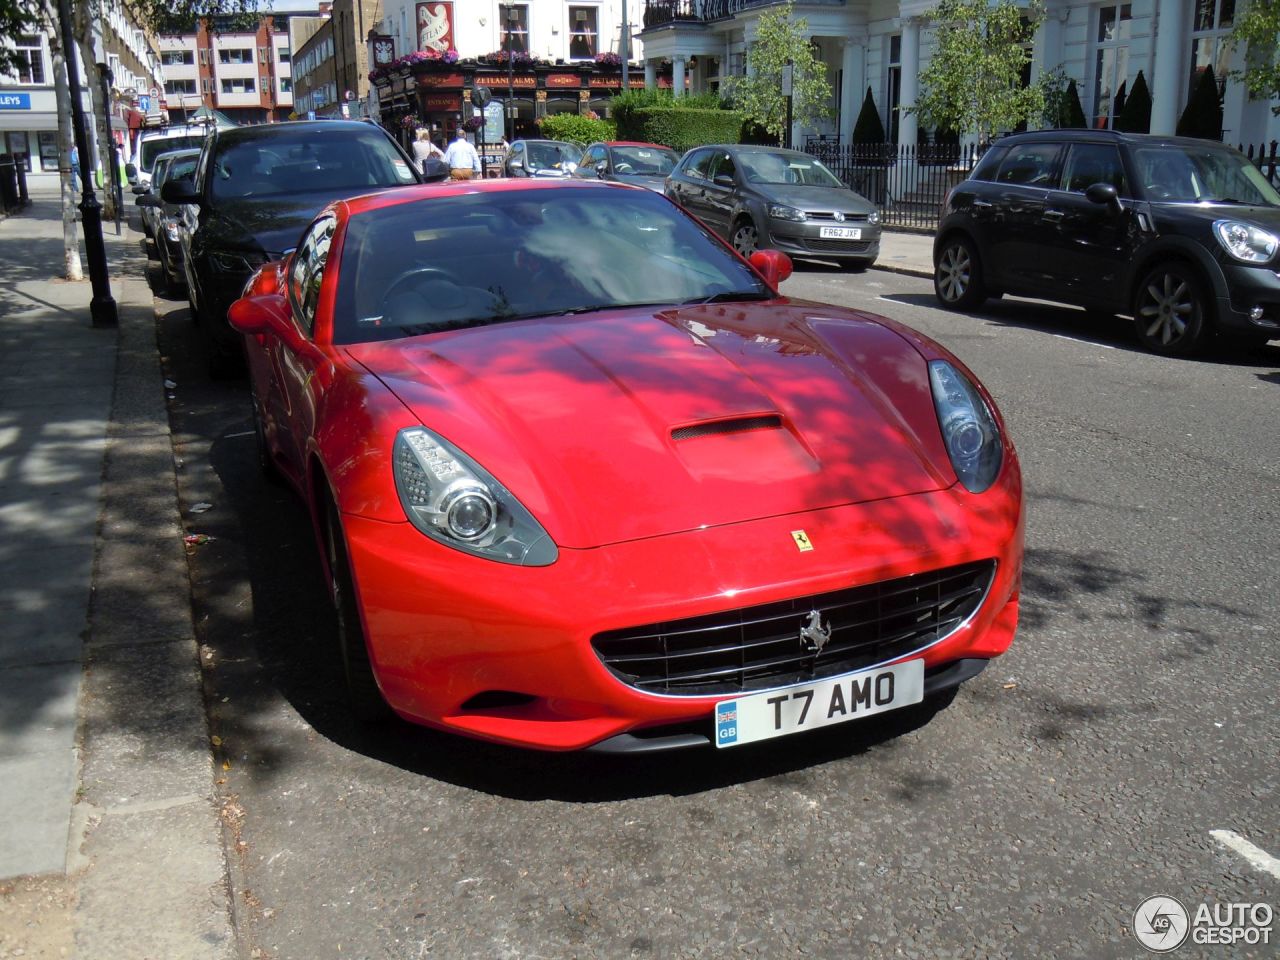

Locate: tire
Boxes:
[731,218,759,257]
[249,387,282,484]
[934,235,987,310]
[1132,263,1211,357]
[323,498,392,722]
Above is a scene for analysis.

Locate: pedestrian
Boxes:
[443,128,481,181]
[69,144,79,184]
[411,128,444,176]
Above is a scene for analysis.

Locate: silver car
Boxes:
[503,139,582,178]
[665,145,881,270]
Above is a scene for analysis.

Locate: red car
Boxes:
[229,179,1023,753]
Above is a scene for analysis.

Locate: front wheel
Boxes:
[934,236,987,310]
[732,218,759,257]
[324,499,391,722]
[1132,264,1211,356]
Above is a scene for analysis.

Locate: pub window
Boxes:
[500,4,529,55]
[569,7,598,59]
[15,34,46,84]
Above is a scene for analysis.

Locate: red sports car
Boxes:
[229,179,1023,753]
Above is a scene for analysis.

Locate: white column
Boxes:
[644,59,656,90]
[673,56,686,97]
[897,16,920,151]
[840,34,866,144]
[1150,0,1185,134]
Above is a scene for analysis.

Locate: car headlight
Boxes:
[928,360,1003,494]
[868,210,881,225]
[209,249,269,273]
[393,427,557,566]
[1213,220,1278,263]
[768,204,806,222]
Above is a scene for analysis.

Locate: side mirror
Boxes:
[135,193,161,208]
[125,162,137,180]
[161,177,200,205]
[713,173,735,188]
[132,184,151,195]
[1085,182,1123,215]
[749,249,793,288]
[228,294,302,351]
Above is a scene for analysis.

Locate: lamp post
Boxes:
[56,0,117,327]
[782,60,794,150]
[621,0,629,91]
[505,6,517,143]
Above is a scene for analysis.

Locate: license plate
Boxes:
[714,659,924,748]
[819,226,862,240]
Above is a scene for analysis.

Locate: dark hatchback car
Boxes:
[665,145,881,269]
[163,120,420,375]
[571,141,680,192]
[934,130,1280,356]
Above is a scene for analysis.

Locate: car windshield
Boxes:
[738,151,843,187]
[1134,145,1280,206]
[210,126,417,200]
[140,135,205,172]
[526,142,581,171]
[609,146,678,176]
[333,186,771,345]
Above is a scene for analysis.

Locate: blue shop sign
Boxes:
[0,93,32,110]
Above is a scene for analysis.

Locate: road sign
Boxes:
[471,85,492,108]
[138,95,151,113]
[150,86,159,98]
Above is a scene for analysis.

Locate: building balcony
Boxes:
[643,0,841,28]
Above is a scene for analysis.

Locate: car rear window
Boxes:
[995,143,1062,187]
[209,126,417,200]
[140,135,205,171]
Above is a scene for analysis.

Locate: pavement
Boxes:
[0,184,938,957]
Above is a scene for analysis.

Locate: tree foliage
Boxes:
[1229,0,1280,115]
[912,0,1044,143]
[720,1,833,142]
[852,87,886,143]
[1115,70,1152,132]
[0,0,48,76]
[536,112,615,146]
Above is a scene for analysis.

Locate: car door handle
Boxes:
[972,199,993,209]
[1042,209,1065,222]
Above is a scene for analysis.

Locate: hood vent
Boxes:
[671,414,783,441]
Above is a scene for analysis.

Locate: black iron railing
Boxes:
[805,142,985,231]
[643,0,782,28]
[1238,140,1279,187]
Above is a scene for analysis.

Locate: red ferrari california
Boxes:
[228,179,1023,753]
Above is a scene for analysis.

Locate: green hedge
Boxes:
[536,113,616,146]
[617,107,742,153]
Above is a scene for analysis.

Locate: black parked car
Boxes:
[933,130,1280,356]
[163,120,420,375]
[665,144,881,269]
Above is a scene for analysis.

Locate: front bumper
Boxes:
[1217,261,1280,336]
[343,471,1023,751]
[765,219,882,263]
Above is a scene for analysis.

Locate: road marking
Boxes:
[1051,333,1116,350]
[1211,829,1280,879]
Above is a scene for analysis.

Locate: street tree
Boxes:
[721,1,833,144]
[1230,0,1280,116]
[912,0,1044,143]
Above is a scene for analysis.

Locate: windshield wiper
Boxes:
[680,290,774,305]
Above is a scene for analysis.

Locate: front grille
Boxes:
[592,561,995,697]
[804,211,871,222]
[792,238,875,253]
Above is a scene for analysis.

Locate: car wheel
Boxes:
[1133,263,1211,356]
[934,235,986,310]
[323,497,391,722]
[732,218,759,257]
[249,386,282,484]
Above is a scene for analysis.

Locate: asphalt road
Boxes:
[153,258,1279,960]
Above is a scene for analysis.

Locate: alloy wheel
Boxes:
[937,244,971,303]
[1138,272,1194,347]
[733,222,758,256]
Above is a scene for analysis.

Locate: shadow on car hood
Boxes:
[755,183,876,213]
[348,302,955,549]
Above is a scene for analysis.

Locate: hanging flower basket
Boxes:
[593,52,622,67]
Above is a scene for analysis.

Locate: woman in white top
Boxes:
[411,129,444,174]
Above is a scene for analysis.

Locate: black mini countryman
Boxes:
[933,130,1280,356]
